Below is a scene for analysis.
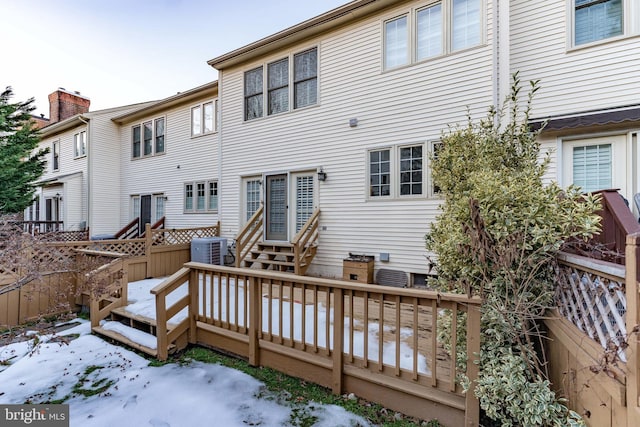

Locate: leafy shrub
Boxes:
[426,73,599,426]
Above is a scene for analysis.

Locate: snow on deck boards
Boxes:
[121,276,443,376]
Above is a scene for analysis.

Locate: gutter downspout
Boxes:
[217,79,224,239]
[78,115,90,234]
[493,0,511,128]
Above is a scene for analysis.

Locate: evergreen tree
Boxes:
[0,86,48,214]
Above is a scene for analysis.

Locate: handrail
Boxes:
[235,206,264,268]
[591,189,640,266]
[84,255,128,328]
[140,216,165,237]
[151,267,192,360]
[292,208,320,275]
[114,217,140,239]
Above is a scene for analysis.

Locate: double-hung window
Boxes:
[574,0,623,46]
[52,141,60,171]
[383,0,481,70]
[132,117,165,158]
[368,143,438,199]
[184,180,218,213]
[244,47,318,121]
[191,100,217,136]
[74,131,87,158]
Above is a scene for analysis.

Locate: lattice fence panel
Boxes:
[38,230,90,242]
[556,263,627,361]
[88,240,146,257]
[152,226,219,246]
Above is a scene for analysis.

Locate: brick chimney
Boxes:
[48,88,90,123]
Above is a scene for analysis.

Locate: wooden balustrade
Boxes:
[235,206,264,268]
[152,262,481,424]
[292,208,320,275]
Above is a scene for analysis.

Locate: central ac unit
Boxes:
[191,237,227,265]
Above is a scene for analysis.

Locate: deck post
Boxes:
[145,223,153,277]
[248,276,261,366]
[332,288,344,394]
[188,268,198,344]
[155,290,168,361]
[465,300,481,426]
[626,233,640,426]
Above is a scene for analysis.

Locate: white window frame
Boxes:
[131,116,166,159]
[52,140,60,171]
[73,131,87,158]
[184,179,218,213]
[367,142,439,199]
[569,0,629,48]
[243,46,318,121]
[561,134,628,196]
[241,176,263,223]
[382,0,484,70]
[191,100,218,137]
[131,194,166,222]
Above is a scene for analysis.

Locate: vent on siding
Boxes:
[191,237,227,265]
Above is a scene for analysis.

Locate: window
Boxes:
[74,131,87,158]
[184,180,218,213]
[368,143,439,199]
[245,66,264,120]
[399,145,423,196]
[244,178,262,221]
[572,144,612,192]
[268,59,289,115]
[191,101,217,136]
[417,4,443,60]
[385,16,409,68]
[562,135,627,195]
[574,0,623,45]
[244,47,318,121]
[155,196,165,222]
[294,48,318,108]
[132,117,165,158]
[369,149,391,197]
[155,118,165,153]
[52,141,59,171]
[383,0,481,70]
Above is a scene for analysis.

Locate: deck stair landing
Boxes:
[92,308,175,358]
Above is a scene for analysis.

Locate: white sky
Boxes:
[0,0,348,117]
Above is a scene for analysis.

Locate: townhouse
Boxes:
[27,0,640,283]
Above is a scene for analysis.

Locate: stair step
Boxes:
[252,249,295,257]
[93,325,159,357]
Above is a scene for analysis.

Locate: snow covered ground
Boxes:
[0,320,371,427]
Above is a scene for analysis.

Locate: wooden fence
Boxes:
[0,223,220,328]
[152,262,482,426]
[546,239,640,427]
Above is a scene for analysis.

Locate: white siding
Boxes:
[37,127,88,230]
[118,96,220,231]
[511,0,640,117]
[88,105,152,235]
[219,1,496,279]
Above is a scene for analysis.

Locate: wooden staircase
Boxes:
[92,308,176,358]
[235,207,320,276]
[244,241,317,273]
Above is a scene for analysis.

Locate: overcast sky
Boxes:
[0,0,348,117]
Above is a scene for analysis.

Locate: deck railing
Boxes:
[152,262,481,425]
[591,189,640,263]
[235,206,264,268]
[79,250,129,328]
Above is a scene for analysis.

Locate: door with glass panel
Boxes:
[265,174,288,241]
